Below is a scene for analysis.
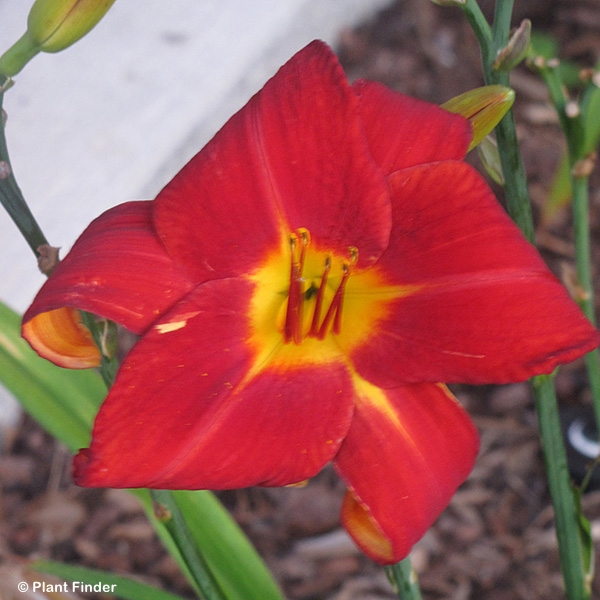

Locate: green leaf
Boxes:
[134,489,285,600]
[31,559,187,600]
[0,300,104,450]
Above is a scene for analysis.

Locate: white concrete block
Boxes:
[0,0,391,313]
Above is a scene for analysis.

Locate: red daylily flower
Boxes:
[22,41,599,564]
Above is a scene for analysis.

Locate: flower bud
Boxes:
[27,0,116,53]
[493,19,531,72]
[441,85,515,150]
[477,135,504,185]
[0,0,116,77]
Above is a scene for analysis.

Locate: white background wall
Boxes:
[0,0,391,313]
[0,0,391,424]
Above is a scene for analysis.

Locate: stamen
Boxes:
[317,247,358,340]
[297,228,311,273]
[333,264,350,335]
[317,263,350,339]
[284,229,311,345]
[284,236,357,344]
[284,234,301,344]
[308,255,331,337]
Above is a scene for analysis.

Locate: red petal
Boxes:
[352,79,472,173]
[349,162,600,386]
[154,41,391,278]
[335,380,479,564]
[22,202,195,367]
[74,277,355,489]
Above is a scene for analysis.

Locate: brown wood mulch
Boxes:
[1,1,600,598]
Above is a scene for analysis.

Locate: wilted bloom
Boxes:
[22,41,599,564]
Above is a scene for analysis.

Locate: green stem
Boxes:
[462,0,534,241]
[491,0,514,50]
[462,0,493,64]
[532,58,600,426]
[461,3,590,598]
[0,32,40,78]
[572,174,595,326]
[533,376,589,599]
[570,154,600,436]
[386,557,423,600]
[536,56,600,451]
[151,490,228,600]
[0,89,49,256]
[494,112,535,241]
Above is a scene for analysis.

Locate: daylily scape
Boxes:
[22,40,600,564]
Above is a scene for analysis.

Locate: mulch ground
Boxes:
[2,1,600,598]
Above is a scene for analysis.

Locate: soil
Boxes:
[2,1,600,598]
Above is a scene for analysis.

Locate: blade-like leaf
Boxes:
[31,559,187,600]
[135,489,285,600]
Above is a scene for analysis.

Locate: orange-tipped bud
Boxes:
[441,85,515,151]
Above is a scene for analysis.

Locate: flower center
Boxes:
[283,228,358,345]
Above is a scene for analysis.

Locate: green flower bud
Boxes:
[441,85,515,151]
[27,0,116,52]
[477,135,504,185]
[0,0,116,78]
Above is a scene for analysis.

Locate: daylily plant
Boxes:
[22,40,599,564]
